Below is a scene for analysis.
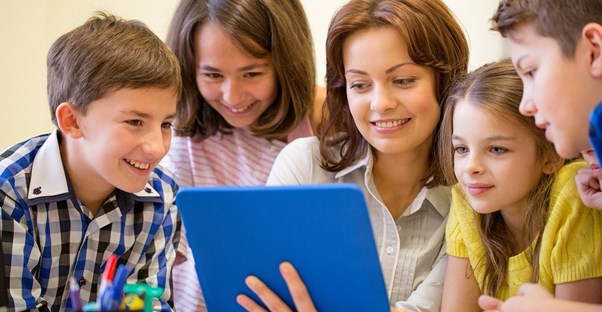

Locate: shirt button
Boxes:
[385,246,394,254]
[79,277,86,286]
[396,225,402,232]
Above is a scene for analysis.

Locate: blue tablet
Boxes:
[175,184,389,311]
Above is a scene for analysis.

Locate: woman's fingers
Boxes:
[237,293,268,312]
[241,275,293,312]
[237,263,317,312]
[280,262,317,312]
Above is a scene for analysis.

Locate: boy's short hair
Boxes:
[492,0,602,57]
[47,12,182,125]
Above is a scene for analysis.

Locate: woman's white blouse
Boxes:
[267,137,450,312]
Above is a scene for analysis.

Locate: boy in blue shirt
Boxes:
[0,12,182,311]
[478,1,602,311]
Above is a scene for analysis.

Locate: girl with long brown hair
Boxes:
[439,59,602,311]
[163,0,322,310]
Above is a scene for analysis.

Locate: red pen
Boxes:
[104,254,118,281]
[97,254,118,308]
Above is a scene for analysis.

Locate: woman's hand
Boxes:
[237,262,317,312]
[237,261,403,312]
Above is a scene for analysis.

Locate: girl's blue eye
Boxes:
[454,146,468,154]
[490,146,508,154]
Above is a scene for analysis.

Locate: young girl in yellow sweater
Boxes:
[438,59,602,312]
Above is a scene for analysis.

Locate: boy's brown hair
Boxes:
[492,0,602,57]
[320,0,469,187]
[166,0,315,140]
[47,12,182,126]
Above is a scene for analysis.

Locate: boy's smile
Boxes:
[60,87,177,212]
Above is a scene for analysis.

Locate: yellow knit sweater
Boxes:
[446,161,602,300]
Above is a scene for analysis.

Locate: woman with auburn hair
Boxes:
[237,0,469,310]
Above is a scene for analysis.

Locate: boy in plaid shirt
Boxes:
[0,12,182,311]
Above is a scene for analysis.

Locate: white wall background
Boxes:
[0,0,504,149]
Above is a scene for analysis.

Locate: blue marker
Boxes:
[112,264,129,292]
[99,264,129,310]
[69,276,83,311]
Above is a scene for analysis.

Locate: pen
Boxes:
[99,283,118,310]
[97,254,117,309]
[99,264,129,310]
[69,276,83,311]
[112,264,129,292]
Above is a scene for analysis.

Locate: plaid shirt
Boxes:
[0,131,181,311]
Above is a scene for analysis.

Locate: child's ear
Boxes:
[542,151,564,175]
[56,102,84,139]
[583,23,602,78]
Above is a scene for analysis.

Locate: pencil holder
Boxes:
[79,283,162,312]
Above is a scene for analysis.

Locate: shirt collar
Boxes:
[28,129,69,200]
[332,147,450,218]
[403,186,428,217]
[28,129,161,204]
[424,185,451,217]
[334,148,372,179]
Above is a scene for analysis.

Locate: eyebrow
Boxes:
[198,63,270,72]
[120,110,176,120]
[452,134,518,142]
[345,62,414,75]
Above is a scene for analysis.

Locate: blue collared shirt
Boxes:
[0,130,181,311]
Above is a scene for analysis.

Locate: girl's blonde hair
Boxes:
[438,58,563,296]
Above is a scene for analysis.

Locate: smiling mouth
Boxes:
[372,118,410,128]
[125,158,150,170]
[465,183,494,196]
[227,103,254,114]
